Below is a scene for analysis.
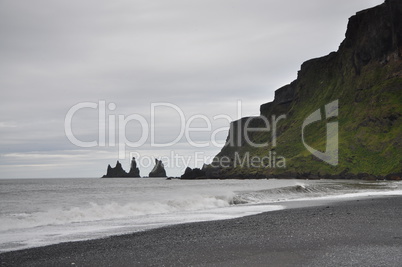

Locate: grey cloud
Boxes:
[0,0,384,178]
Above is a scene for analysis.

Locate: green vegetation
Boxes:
[214,1,402,178]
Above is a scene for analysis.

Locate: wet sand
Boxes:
[1,196,402,266]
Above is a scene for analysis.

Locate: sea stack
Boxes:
[128,157,140,177]
[102,161,127,178]
[149,159,167,177]
[102,157,141,178]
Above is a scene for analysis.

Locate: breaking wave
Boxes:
[1,180,400,232]
[1,179,401,252]
[232,181,400,204]
[1,193,236,231]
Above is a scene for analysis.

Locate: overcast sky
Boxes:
[0,0,383,178]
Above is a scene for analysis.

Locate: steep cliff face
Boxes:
[214,0,401,179]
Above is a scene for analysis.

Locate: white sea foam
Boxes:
[1,193,237,231]
[0,178,400,252]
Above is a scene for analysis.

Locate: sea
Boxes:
[1,178,401,252]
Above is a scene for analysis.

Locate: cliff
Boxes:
[212,0,402,179]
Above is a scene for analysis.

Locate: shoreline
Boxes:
[180,172,402,180]
[1,195,402,266]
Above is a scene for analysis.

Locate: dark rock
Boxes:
[102,157,141,178]
[181,167,193,178]
[149,159,167,178]
[181,167,206,179]
[356,173,378,180]
[128,157,140,177]
[202,164,221,179]
[102,161,127,178]
[341,0,402,74]
[385,172,402,181]
[260,81,297,116]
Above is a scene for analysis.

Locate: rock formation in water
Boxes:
[102,157,141,178]
[209,0,401,179]
[128,157,140,177]
[148,159,167,177]
[180,167,206,179]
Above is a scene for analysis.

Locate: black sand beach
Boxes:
[1,196,402,267]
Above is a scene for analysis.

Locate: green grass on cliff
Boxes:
[218,52,402,177]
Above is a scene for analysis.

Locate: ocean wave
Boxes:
[233,181,399,204]
[1,181,399,232]
[0,193,237,231]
